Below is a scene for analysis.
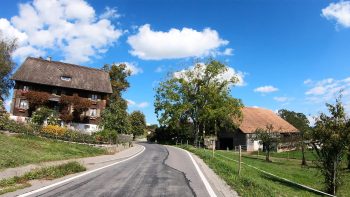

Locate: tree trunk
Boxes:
[266,147,271,162]
[348,152,350,169]
[193,123,199,147]
[301,144,307,166]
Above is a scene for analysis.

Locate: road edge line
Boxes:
[18,145,146,197]
[169,146,217,197]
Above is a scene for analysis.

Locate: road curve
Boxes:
[22,143,212,197]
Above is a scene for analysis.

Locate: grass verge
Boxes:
[0,161,86,195]
[179,145,350,197]
[0,133,106,170]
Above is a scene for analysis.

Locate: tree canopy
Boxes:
[154,59,243,144]
[278,109,310,165]
[311,95,350,195]
[129,110,147,139]
[100,63,131,134]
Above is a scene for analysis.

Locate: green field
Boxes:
[0,133,106,170]
[180,145,350,197]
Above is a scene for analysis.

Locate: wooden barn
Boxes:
[218,107,299,151]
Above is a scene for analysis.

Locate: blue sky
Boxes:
[1,0,350,125]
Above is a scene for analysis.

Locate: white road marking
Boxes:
[170,146,217,197]
[18,145,146,197]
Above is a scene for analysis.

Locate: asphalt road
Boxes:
[24,143,211,197]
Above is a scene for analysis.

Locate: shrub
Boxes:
[31,107,58,126]
[42,125,67,137]
[93,129,117,144]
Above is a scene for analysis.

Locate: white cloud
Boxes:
[0,0,122,64]
[173,63,245,87]
[273,97,288,102]
[100,7,120,19]
[307,115,316,127]
[322,1,350,28]
[305,77,350,103]
[115,62,143,75]
[303,79,312,85]
[127,24,230,60]
[138,102,149,108]
[127,99,149,108]
[254,85,278,93]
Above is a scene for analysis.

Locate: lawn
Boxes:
[180,145,350,197]
[251,149,317,161]
[0,133,106,170]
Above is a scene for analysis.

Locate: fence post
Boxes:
[187,140,188,146]
[239,145,242,176]
[212,140,215,158]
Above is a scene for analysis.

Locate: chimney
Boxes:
[47,56,52,61]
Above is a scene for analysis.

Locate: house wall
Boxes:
[218,129,247,150]
[11,81,109,125]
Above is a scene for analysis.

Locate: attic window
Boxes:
[61,76,71,81]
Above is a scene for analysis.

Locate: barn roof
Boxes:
[238,107,298,134]
[12,57,112,94]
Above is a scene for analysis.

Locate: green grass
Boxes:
[0,133,106,170]
[251,149,317,161]
[180,145,350,197]
[0,161,86,195]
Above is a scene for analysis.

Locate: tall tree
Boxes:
[129,110,147,139]
[155,59,243,145]
[253,124,280,162]
[100,63,131,134]
[278,109,311,165]
[311,95,350,195]
[0,32,17,114]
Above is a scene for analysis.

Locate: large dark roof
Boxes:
[12,57,112,94]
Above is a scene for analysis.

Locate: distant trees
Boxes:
[253,124,280,162]
[0,32,17,114]
[310,95,350,195]
[155,59,243,145]
[129,110,146,139]
[278,109,311,165]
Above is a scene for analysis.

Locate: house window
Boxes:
[23,85,29,91]
[19,99,29,109]
[61,76,71,81]
[90,108,97,117]
[91,94,98,101]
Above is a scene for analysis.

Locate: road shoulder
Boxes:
[165,145,239,197]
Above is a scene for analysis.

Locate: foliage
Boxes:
[42,125,67,137]
[102,63,130,100]
[23,91,50,115]
[100,63,131,134]
[253,124,280,162]
[155,59,243,145]
[310,95,350,195]
[129,110,146,139]
[31,107,58,126]
[101,97,130,134]
[278,109,311,165]
[1,118,36,135]
[59,94,92,123]
[0,32,17,100]
[148,124,194,144]
[0,161,86,195]
[93,129,118,144]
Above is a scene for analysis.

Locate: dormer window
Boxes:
[61,76,71,81]
[23,85,29,91]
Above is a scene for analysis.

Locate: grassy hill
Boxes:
[0,133,106,170]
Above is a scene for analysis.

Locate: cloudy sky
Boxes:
[1,0,350,125]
